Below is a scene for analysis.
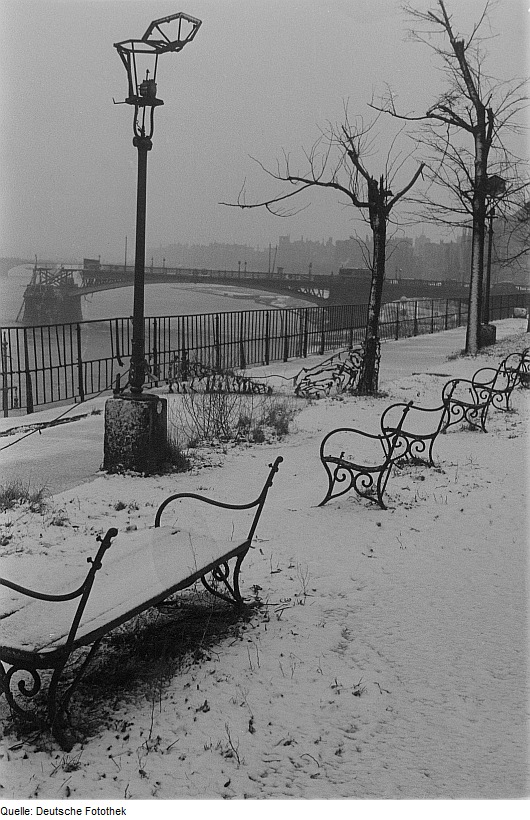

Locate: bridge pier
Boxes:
[21,286,83,325]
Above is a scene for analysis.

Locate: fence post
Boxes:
[239,337,246,370]
[413,300,418,336]
[445,299,449,330]
[319,307,325,355]
[430,301,434,334]
[1,334,9,418]
[239,313,247,370]
[152,318,158,385]
[458,299,462,327]
[395,306,400,340]
[76,323,85,403]
[180,322,188,381]
[264,312,270,366]
[214,315,221,371]
[302,311,309,358]
[283,313,289,362]
[23,327,34,415]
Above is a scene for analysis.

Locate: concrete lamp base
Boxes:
[478,323,497,350]
[103,393,169,474]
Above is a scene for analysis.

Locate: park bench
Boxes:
[0,457,283,750]
[519,348,530,384]
[294,346,365,399]
[318,403,412,510]
[471,352,528,412]
[441,377,493,433]
[380,399,449,467]
[440,351,528,434]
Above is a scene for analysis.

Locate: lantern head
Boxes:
[114,12,202,106]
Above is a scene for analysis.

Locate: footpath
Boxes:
[0,317,527,495]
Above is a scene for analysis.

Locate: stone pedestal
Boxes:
[103,393,169,474]
[478,323,497,349]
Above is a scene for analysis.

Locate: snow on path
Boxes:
[0,325,528,800]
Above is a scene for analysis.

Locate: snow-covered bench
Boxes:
[0,457,283,750]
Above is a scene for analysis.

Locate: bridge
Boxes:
[9,257,524,326]
[16,260,333,324]
[79,263,331,300]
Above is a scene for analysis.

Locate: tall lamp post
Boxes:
[104,12,201,473]
[482,174,505,330]
[114,12,202,394]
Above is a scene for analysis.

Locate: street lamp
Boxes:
[104,13,201,474]
[482,174,506,326]
[114,12,202,395]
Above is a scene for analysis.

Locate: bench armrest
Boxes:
[442,378,484,403]
[320,426,400,467]
[0,528,118,604]
[154,457,283,542]
[472,366,498,385]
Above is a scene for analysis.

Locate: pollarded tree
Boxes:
[223,113,424,394]
[371,0,528,354]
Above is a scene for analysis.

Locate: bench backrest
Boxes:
[381,400,447,439]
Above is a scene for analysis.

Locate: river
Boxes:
[0,265,320,414]
[0,265,313,327]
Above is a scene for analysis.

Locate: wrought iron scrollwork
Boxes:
[200,554,246,607]
[319,433,398,510]
[3,664,42,721]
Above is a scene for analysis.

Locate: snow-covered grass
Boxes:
[0,323,528,802]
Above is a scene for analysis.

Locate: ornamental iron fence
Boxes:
[0,293,526,416]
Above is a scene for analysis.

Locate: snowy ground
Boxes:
[0,320,528,805]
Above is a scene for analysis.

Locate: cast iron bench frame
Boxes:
[441,377,493,433]
[471,351,529,412]
[380,399,450,467]
[293,346,365,399]
[318,402,412,510]
[0,457,283,750]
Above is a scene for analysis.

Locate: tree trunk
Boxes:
[465,121,489,355]
[357,183,387,394]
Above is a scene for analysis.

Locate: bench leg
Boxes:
[48,638,103,751]
[0,643,104,750]
[319,461,388,509]
[200,551,248,608]
[2,662,43,724]
[443,403,488,434]
[318,462,356,506]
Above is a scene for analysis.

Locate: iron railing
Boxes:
[0,294,526,416]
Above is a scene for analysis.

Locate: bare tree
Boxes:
[371,0,528,354]
[223,114,424,394]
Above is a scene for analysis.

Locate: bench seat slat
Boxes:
[0,527,246,656]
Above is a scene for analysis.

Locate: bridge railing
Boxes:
[0,294,526,416]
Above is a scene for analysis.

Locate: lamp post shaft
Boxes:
[129,136,152,394]
[483,207,495,326]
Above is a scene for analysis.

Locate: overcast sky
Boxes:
[0,0,528,263]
